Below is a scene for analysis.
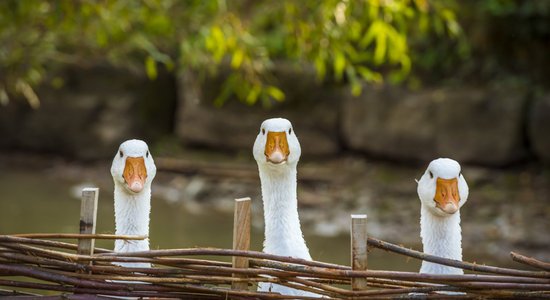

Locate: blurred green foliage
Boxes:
[0,0,463,107]
[414,0,550,87]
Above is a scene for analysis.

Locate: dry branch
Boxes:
[367,237,550,278]
[13,233,147,240]
[0,234,548,299]
[511,251,550,271]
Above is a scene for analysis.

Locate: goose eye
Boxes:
[459,172,462,178]
[429,171,433,179]
[146,151,149,158]
[119,150,123,158]
[289,128,292,135]
[262,128,265,135]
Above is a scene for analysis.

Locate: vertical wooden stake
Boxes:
[351,214,368,290]
[78,188,99,264]
[232,197,251,290]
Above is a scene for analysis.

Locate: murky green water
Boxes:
[0,170,420,272]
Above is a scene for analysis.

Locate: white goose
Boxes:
[110,139,156,268]
[253,118,318,296]
[416,158,469,274]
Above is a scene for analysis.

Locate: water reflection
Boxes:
[0,169,420,271]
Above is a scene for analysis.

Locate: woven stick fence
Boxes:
[0,188,548,299]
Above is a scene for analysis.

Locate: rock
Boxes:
[341,84,528,166]
[0,66,176,159]
[528,93,550,164]
[435,86,528,165]
[341,85,437,162]
[175,66,341,156]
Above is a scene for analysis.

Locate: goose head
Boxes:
[253,118,301,170]
[417,158,468,217]
[111,139,156,194]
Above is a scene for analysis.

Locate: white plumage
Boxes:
[417,158,469,274]
[253,118,319,297]
[111,139,156,268]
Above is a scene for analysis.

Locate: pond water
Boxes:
[0,169,421,272]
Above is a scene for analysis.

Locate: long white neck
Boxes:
[258,165,311,260]
[420,205,463,274]
[114,184,151,253]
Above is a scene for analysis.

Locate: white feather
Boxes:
[417,158,469,275]
[253,118,320,297]
[111,139,156,268]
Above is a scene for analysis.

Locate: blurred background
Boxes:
[0,0,549,269]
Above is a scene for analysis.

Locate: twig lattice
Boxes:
[0,234,548,299]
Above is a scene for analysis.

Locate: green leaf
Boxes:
[374,30,387,65]
[349,21,362,41]
[95,30,108,47]
[400,56,411,74]
[359,21,379,49]
[351,81,362,96]
[209,25,226,62]
[357,66,383,83]
[15,80,40,109]
[346,66,362,96]
[266,86,285,102]
[145,56,158,80]
[214,75,238,107]
[211,26,224,45]
[164,60,175,72]
[314,55,326,81]
[333,51,346,81]
[51,77,65,89]
[246,85,261,104]
[231,49,245,69]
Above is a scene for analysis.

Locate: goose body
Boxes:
[253,118,318,296]
[417,158,469,274]
[111,139,156,268]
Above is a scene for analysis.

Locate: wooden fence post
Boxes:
[351,214,368,290]
[232,197,251,290]
[78,188,99,264]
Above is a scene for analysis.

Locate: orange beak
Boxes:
[123,157,147,193]
[434,178,460,214]
[264,131,290,164]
